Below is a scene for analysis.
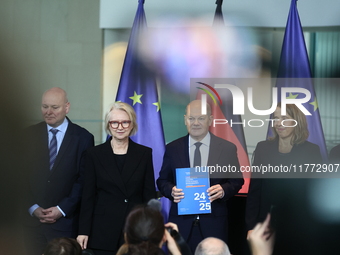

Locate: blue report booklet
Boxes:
[176,167,211,215]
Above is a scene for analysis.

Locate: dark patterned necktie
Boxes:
[49,128,59,170]
[193,142,202,167]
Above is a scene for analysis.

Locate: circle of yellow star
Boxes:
[286,92,298,99]
[309,98,318,111]
[129,91,143,106]
[153,102,160,112]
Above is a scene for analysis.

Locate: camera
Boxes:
[165,226,192,255]
[166,226,178,236]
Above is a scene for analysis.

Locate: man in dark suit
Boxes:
[23,87,94,255]
[157,100,244,253]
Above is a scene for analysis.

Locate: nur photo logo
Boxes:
[195,81,313,128]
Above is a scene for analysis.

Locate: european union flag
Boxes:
[115,0,167,203]
[273,0,327,160]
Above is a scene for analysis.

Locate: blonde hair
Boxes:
[105,102,138,136]
[270,103,309,145]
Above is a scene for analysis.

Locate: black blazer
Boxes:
[329,144,340,163]
[24,118,94,232]
[78,138,156,251]
[157,133,243,242]
[245,139,322,231]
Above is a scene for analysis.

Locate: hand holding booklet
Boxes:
[176,167,211,215]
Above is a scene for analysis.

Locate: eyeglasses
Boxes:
[109,120,131,129]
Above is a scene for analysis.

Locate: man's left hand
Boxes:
[40,207,63,223]
[207,184,225,202]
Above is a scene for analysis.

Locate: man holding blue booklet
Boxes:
[157,100,244,253]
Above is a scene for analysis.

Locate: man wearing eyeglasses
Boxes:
[157,100,244,253]
[23,87,94,255]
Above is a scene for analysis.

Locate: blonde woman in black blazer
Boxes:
[77,102,156,255]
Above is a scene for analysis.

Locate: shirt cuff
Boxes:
[57,205,66,217]
[28,204,39,216]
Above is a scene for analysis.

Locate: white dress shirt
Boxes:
[28,118,69,217]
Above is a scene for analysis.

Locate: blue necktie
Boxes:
[49,128,59,170]
[194,142,202,167]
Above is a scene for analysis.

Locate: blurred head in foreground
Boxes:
[43,237,81,255]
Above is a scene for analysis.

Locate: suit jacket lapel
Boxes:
[120,139,140,186]
[207,133,222,166]
[99,139,128,196]
[177,135,190,168]
[37,122,50,174]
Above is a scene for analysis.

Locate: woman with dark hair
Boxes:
[267,102,310,148]
[76,102,156,255]
[245,103,322,252]
[123,205,181,255]
[43,237,82,255]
